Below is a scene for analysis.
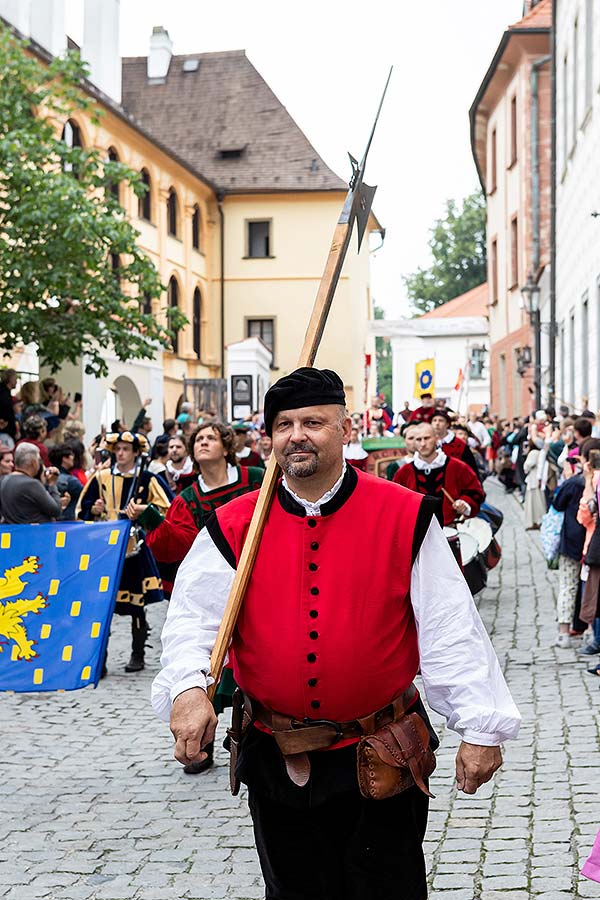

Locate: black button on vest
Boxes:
[310,587,319,596]
[310,542,319,550]
[309,609,318,618]
[308,519,317,528]
[311,700,321,710]
[307,653,317,663]
[308,678,318,687]
[309,631,319,640]
[309,563,318,572]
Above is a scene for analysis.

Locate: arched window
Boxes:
[106,147,120,203]
[140,291,152,316]
[193,287,202,359]
[61,119,82,149]
[139,168,152,221]
[167,188,178,237]
[168,277,179,353]
[110,253,120,282]
[61,119,82,176]
[192,205,202,251]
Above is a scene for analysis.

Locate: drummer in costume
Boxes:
[153,368,520,900]
[142,420,264,774]
[77,431,172,673]
[394,422,484,526]
[430,409,480,479]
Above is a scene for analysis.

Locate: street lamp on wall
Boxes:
[520,274,542,409]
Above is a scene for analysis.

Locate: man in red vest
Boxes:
[394,422,484,526]
[153,368,520,900]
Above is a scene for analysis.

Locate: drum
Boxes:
[443,526,462,568]
[458,518,501,570]
[458,532,487,595]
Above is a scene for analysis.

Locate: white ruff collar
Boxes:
[413,448,447,475]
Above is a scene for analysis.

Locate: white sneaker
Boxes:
[554,633,572,649]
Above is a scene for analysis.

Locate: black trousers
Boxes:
[236,709,436,900]
[248,782,428,900]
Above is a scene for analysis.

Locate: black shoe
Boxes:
[183,757,214,775]
[125,653,144,672]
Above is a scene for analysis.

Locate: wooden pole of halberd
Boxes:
[207,221,354,699]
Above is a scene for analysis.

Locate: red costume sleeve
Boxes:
[448,458,485,518]
[393,465,415,490]
[145,495,199,564]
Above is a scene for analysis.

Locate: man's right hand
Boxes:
[170,687,217,766]
[91,498,106,516]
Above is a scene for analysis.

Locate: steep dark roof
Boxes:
[121,50,347,195]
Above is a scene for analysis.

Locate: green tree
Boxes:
[404,190,487,316]
[0,25,185,377]
[373,304,392,404]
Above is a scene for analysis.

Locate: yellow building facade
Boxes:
[2,6,379,430]
[222,193,376,412]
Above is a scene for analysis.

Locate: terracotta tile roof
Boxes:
[509,0,552,31]
[121,50,346,194]
[420,282,488,319]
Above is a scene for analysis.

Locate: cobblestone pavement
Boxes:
[2,479,599,900]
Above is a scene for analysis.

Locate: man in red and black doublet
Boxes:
[409,392,436,424]
[394,455,483,525]
[394,421,484,526]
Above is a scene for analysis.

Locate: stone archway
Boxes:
[108,375,141,431]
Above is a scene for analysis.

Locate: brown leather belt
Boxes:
[245,684,418,756]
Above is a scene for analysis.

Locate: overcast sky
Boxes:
[67,0,524,317]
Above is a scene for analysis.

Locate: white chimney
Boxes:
[81,0,121,103]
[30,0,66,57]
[147,26,172,81]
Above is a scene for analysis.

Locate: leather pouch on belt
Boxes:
[357,712,436,801]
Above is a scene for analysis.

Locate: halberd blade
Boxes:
[355,183,377,250]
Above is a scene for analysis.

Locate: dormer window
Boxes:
[219,147,245,160]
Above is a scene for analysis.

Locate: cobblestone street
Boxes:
[2,479,600,900]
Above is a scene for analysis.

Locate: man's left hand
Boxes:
[126,500,147,520]
[455,742,502,794]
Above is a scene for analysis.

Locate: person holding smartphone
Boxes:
[0,442,69,523]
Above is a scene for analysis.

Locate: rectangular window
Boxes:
[510,96,517,166]
[247,221,271,258]
[499,353,507,418]
[470,347,485,380]
[569,311,576,405]
[563,54,569,165]
[247,318,275,362]
[490,238,498,304]
[510,216,519,288]
[582,293,589,398]
[573,19,579,147]
[490,128,497,193]
[560,323,565,404]
[586,0,594,111]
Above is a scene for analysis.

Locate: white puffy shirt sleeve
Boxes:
[151,527,234,723]
[411,517,521,746]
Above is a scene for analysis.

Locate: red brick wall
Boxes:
[490,323,535,418]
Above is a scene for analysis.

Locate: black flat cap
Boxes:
[264,367,346,436]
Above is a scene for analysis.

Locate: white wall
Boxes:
[556,0,600,412]
[372,319,490,414]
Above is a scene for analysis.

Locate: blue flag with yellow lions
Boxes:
[0,521,129,692]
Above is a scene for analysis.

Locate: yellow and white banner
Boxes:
[414,358,435,398]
